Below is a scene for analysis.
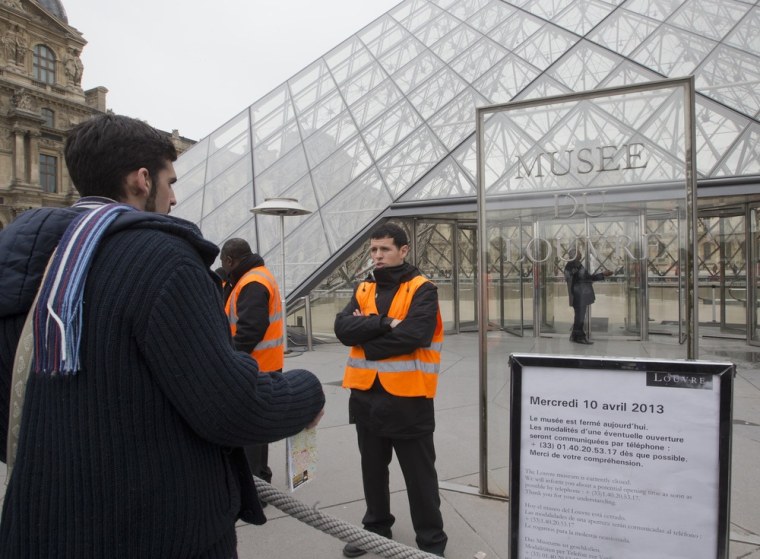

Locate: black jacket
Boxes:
[0,207,325,558]
[335,262,439,438]
[564,259,606,307]
[223,253,271,356]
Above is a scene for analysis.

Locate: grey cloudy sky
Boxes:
[62,1,401,140]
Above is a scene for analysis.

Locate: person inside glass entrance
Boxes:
[564,247,613,344]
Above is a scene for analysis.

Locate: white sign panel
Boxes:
[509,355,733,559]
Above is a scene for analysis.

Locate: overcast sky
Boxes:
[62,1,402,140]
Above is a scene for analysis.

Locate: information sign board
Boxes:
[509,354,733,559]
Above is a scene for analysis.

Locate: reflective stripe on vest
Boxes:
[342,275,443,398]
[225,265,284,372]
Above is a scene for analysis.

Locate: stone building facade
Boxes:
[0,0,193,229]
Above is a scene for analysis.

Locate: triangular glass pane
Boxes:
[598,59,661,87]
[414,11,464,47]
[171,187,204,224]
[200,182,254,246]
[552,0,616,35]
[713,122,760,177]
[174,161,207,203]
[515,74,573,101]
[399,156,476,201]
[377,125,448,198]
[206,131,250,184]
[624,0,682,21]
[393,0,445,34]
[174,137,209,177]
[447,0,491,21]
[325,37,375,85]
[378,36,427,75]
[548,41,624,91]
[311,136,373,204]
[724,6,760,58]
[429,88,488,150]
[431,24,482,63]
[340,61,389,106]
[297,90,347,137]
[251,85,296,144]
[203,156,252,214]
[209,109,249,154]
[452,135,478,183]
[636,89,689,167]
[362,99,423,159]
[407,66,469,119]
[272,212,331,294]
[520,0,575,21]
[472,53,541,104]
[350,79,404,128]
[360,15,409,57]
[466,0,516,34]
[513,24,579,70]
[669,0,750,42]
[588,10,661,57]
[253,119,300,175]
[322,168,392,252]
[693,97,748,176]
[594,89,673,131]
[290,59,338,114]
[449,37,509,83]
[487,11,544,51]
[631,24,717,76]
[391,51,444,95]
[696,44,760,119]
[253,147,308,203]
[303,111,360,168]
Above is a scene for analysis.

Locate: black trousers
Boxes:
[572,303,589,338]
[355,424,447,554]
[244,444,272,483]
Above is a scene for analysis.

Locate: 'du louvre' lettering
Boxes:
[515,143,649,179]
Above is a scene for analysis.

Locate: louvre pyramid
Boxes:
[172,0,760,298]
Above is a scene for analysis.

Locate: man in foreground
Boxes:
[0,114,324,558]
[335,222,447,557]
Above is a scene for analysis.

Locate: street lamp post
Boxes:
[250,197,311,354]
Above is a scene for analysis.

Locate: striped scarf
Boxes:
[33,203,136,375]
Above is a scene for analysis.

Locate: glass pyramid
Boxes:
[172,0,760,298]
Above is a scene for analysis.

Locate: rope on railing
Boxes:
[254,477,472,559]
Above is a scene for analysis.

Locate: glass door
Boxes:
[492,220,533,336]
[748,205,760,345]
[457,224,478,332]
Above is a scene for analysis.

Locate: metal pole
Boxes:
[280,214,288,354]
[303,295,313,352]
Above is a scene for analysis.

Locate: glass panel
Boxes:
[407,67,468,119]
[631,25,717,77]
[253,147,308,203]
[487,11,544,51]
[751,205,760,344]
[376,125,447,198]
[322,169,392,252]
[297,90,346,137]
[693,97,748,177]
[174,138,209,177]
[513,24,579,70]
[457,226,478,330]
[325,36,374,84]
[713,122,760,177]
[431,24,482,63]
[466,0,516,34]
[203,156,253,213]
[669,0,750,41]
[200,184,254,246]
[340,61,389,105]
[393,0,444,33]
[303,111,360,167]
[174,161,207,203]
[724,6,760,58]
[252,119,301,175]
[378,38,427,75]
[448,37,509,83]
[251,85,296,143]
[520,0,574,20]
[290,59,337,113]
[362,99,423,159]
[311,136,373,205]
[416,222,456,331]
[472,53,541,104]
[399,156,476,201]
[206,131,250,183]
[552,0,616,35]
[391,51,444,95]
[696,45,760,120]
[447,0,491,21]
[624,0,683,20]
[170,188,204,225]
[547,41,623,92]
[414,11,461,47]
[428,88,487,150]
[349,79,403,128]
[209,110,249,154]
[360,16,409,57]
[588,9,660,56]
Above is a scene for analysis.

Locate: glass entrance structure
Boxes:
[172,0,760,498]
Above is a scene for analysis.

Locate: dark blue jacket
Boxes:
[0,204,325,558]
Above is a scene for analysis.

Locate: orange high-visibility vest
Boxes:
[225,265,284,373]
[342,275,443,398]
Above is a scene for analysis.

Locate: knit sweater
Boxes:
[0,210,325,558]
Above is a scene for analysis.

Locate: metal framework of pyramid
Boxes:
[172,0,760,298]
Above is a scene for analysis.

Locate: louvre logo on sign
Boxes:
[515,143,649,179]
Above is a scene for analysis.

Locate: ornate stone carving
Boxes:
[2,24,28,66]
[11,88,33,111]
[63,48,84,86]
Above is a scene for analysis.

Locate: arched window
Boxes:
[33,44,56,84]
[41,108,55,128]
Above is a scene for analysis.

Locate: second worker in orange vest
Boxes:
[221,238,284,488]
[335,223,447,558]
